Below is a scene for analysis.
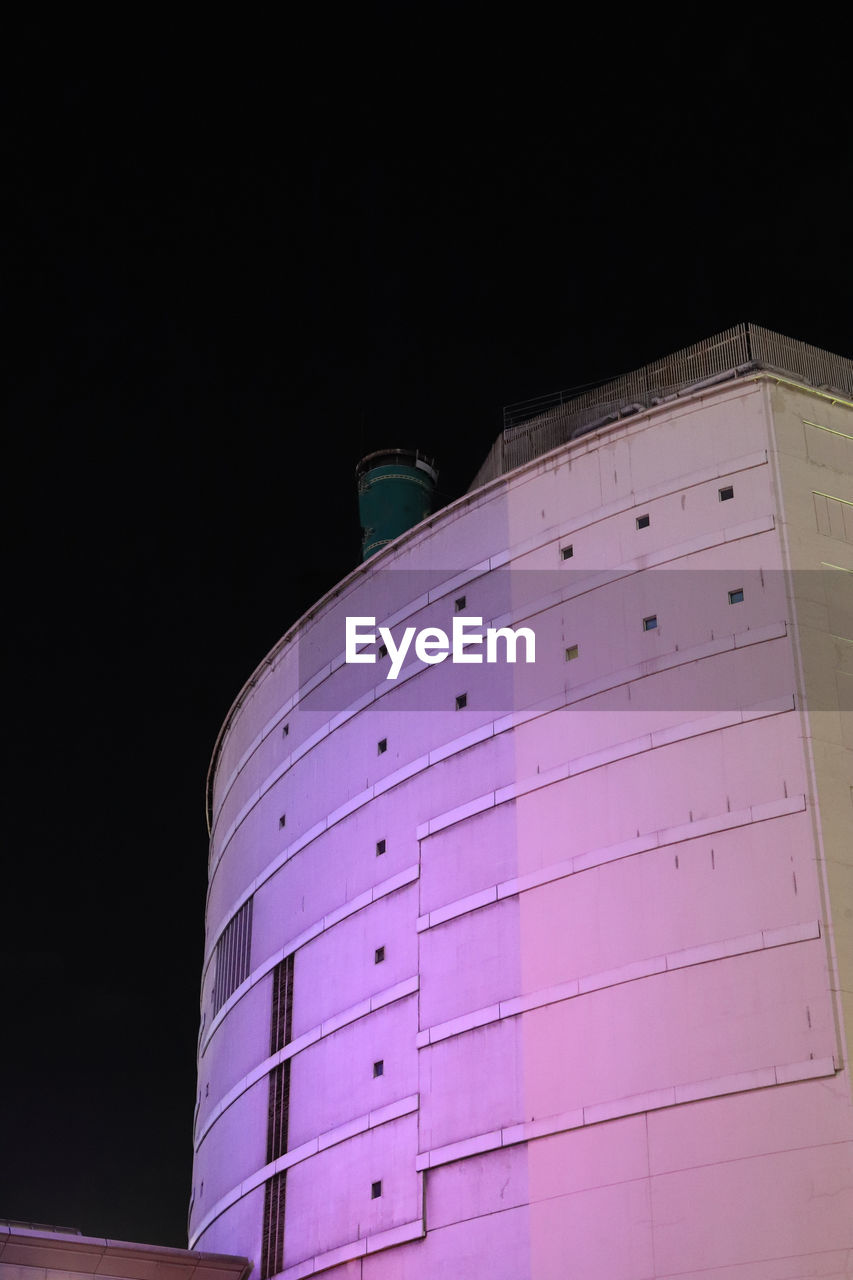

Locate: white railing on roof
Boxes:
[470,323,851,490]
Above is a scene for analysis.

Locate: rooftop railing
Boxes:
[470,324,852,489]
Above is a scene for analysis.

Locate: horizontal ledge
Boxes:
[191,1107,420,1246]
[196,982,419,1147]
[209,611,788,932]
[210,458,774,843]
[418,919,820,1045]
[277,1215,426,1278]
[417,1055,837,1170]
[201,868,419,1055]
[418,794,807,931]
[418,693,795,841]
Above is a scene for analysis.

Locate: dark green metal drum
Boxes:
[357,449,438,560]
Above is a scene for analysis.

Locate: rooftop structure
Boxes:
[0,1222,250,1280]
[472,322,853,487]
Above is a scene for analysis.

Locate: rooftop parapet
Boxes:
[470,323,852,490]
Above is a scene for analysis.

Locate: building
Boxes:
[0,1221,249,1280]
[191,325,853,1279]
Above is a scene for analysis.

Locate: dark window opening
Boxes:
[378,643,388,658]
[282,723,289,738]
[212,898,253,1016]
[376,838,386,856]
[374,946,385,964]
[565,644,579,661]
[373,1060,384,1077]
[719,485,734,501]
[455,693,467,710]
[266,1059,291,1165]
[270,953,294,1056]
[377,738,387,755]
[561,544,574,560]
[279,814,286,828]
[454,596,466,612]
[371,1181,382,1199]
[260,1172,287,1280]
[636,513,650,529]
[729,588,744,604]
[643,615,658,631]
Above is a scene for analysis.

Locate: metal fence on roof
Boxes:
[469,324,852,490]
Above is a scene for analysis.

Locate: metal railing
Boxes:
[470,324,852,489]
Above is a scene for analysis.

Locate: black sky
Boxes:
[3,17,851,1249]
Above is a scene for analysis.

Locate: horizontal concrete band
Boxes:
[203,708,799,1067]
[204,631,790,983]
[210,524,778,882]
[201,866,419,1057]
[198,804,809,1142]
[190,1049,837,1264]
[414,1055,838,1171]
[416,918,821,1047]
[197,978,419,1143]
[417,793,808,932]
[209,512,776,876]
[415,691,795,842]
[191,1099,420,1247]
[275,1217,425,1280]
[211,449,772,840]
[202,731,800,1065]
[198,915,817,1157]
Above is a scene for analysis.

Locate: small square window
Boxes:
[643,615,658,631]
[376,838,386,856]
[636,514,650,529]
[282,723,289,738]
[719,485,734,501]
[560,544,574,560]
[378,643,388,658]
[279,813,286,828]
[371,1181,382,1199]
[728,588,744,604]
[377,738,387,755]
[374,946,385,964]
[373,1060,384,1077]
[454,596,466,612]
[455,693,467,710]
[565,644,579,661]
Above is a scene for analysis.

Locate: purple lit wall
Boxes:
[191,374,853,1279]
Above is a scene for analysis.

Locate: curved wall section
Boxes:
[192,375,853,1279]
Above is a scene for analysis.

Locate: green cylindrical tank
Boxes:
[356,448,438,561]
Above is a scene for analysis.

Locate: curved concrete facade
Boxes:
[192,373,853,1279]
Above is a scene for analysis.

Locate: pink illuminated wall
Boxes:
[191,374,853,1279]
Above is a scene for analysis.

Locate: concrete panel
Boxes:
[650,1141,853,1275]
[287,995,417,1149]
[198,972,272,1133]
[192,1183,264,1262]
[291,885,418,1038]
[647,1073,853,1176]
[194,1077,268,1212]
[284,1115,420,1265]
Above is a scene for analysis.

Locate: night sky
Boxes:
[3,17,851,1249]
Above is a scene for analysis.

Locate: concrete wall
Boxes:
[192,375,853,1279]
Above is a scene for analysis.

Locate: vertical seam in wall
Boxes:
[764,379,849,1073]
[417,827,425,1203]
[645,1110,657,1277]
